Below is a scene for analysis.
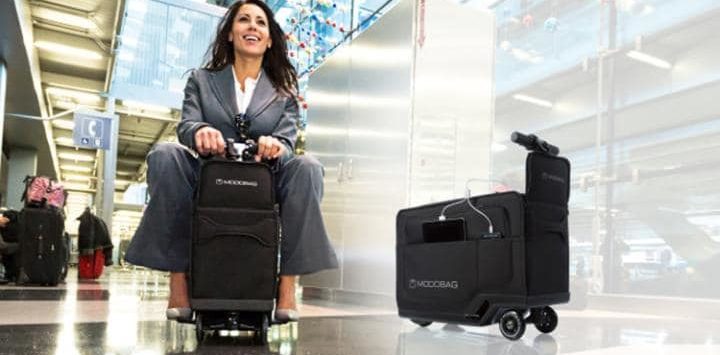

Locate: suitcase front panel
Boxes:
[398,238,522,313]
[191,207,279,301]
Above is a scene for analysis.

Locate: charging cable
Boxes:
[438,178,499,233]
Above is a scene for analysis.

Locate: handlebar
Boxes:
[511,131,560,156]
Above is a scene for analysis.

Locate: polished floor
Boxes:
[0,268,719,355]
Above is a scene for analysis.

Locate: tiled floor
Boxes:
[0,267,718,355]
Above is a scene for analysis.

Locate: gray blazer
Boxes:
[176,65,298,164]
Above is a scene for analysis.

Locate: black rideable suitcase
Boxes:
[189,140,281,344]
[18,207,67,286]
[396,132,570,340]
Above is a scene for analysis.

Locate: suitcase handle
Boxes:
[197,216,276,248]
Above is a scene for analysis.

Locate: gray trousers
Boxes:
[124,143,338,275]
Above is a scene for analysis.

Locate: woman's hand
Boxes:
[256,136,286,162]
[194,126,226,156]
[0,215,9,228]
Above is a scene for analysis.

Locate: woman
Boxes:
[124,0,338,323]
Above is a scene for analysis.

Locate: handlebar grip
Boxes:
[541,140,560,156]
[511,131,560,156]
[511,131,533,147]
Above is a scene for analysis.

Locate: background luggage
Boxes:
[78,249,105,279]
[190,141,280,344]
[18,207,67,286]
[396,132,570,340]
[22,176,67,209]
[77,208,114,280]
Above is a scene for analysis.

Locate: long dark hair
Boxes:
[203,0,297,97]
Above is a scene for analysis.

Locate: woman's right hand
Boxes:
[194,126,226,156]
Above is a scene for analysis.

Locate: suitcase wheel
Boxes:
[253,314,269,345]
[411,319,432,327]
[531,306,558,334]
[499,310,526,340]
[195,313,206,343]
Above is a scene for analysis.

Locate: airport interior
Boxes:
[0,0,719,354]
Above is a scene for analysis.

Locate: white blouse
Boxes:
[231,68,261,114]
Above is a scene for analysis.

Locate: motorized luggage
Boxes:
[396,132,570,340]
[190,138,281,344]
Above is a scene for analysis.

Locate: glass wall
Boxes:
[110,0,225,108]
[489,0,720,300]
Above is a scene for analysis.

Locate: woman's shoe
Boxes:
[274,308,299,323]
[166,307,193,322]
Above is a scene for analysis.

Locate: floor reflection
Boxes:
[2,268,720,355]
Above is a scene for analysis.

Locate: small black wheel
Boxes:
[254,314,269,345]
[411,319,432,327]
[195,313,204,343]
[533,306,558,334]
[499,310,526,340]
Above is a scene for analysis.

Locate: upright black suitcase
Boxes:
[19,207,66,286]
[190,145,280,344]
[396,132,570,340]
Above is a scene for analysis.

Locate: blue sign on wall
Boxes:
[72,110,116,150]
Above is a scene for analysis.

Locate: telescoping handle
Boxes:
[511,131,560,156]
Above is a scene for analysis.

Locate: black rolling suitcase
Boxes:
[190,139,280,344]
[18,207,67,286]
[396,132,570,340]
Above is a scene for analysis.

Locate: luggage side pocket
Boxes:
[525,201,569,295]
[476,238,515,289]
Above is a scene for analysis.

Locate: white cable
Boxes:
[437,178,496,233]
[464,178,506,194]
[438,198,465,221]
[466,198,494,234]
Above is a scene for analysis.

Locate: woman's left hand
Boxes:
[256,136,286,162]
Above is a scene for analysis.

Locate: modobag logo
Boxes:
[409,279,459,290]
[215,178,259,187]
[541,172,565,184]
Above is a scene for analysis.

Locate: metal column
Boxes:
[0,61,6,174]
[101,97,120,263]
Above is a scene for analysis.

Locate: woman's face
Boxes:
[228,4,272,59]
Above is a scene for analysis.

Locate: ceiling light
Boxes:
[52,119,75,130]
[33,7,95,30]
[58,152,95,162]
[127,0,148,15]
[54,100,79,110]
[64,182,93,190]
[46,87,102,103]
[62,174,92,182]
[61,164,93,173]
[55,137,75,146]
[35,41,103,61]
[626,50,672,69]
[122,100,171,114]
[512,94,554,108]
[491,143,508,152]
